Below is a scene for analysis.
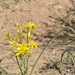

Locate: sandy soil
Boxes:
[0,0,75,75]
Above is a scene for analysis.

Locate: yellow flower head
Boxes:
[3,30,10,38]
[23,22,37,30]
[16,22,24,28]
[29,41,38,48]
[28,32,33,39]
[14,42,32,55]
[16,23,23,37]
[16,30,21,36]
[16,23,19,27]
[9,38,18,47]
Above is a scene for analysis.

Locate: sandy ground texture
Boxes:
[0,0,75,75]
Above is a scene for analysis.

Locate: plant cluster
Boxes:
[2,22,38,75]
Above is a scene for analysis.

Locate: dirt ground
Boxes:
[0,0,75,75]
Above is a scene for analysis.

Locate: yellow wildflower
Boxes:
[23,22,37,30]
[14,42,32,55]
[16,30,21,36]
[3,30,10,38]
[28,32,33,39]
[29,41,38,48]
[9,38,18,47]
[16,23,19,27]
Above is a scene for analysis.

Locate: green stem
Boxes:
[15,56,23,75]
[29,27,75,75]
[25,53,29,75]
[25,29,29,75]
[20,34,22,43]
[0,66,10,75]
[19,25,22,43]
[27,29,29,44]
[22,54,26,75]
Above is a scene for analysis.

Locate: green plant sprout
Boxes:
[49,58,59,68]
[61,50,75,66]
[58,9,61,12]
[0,22,75,75]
